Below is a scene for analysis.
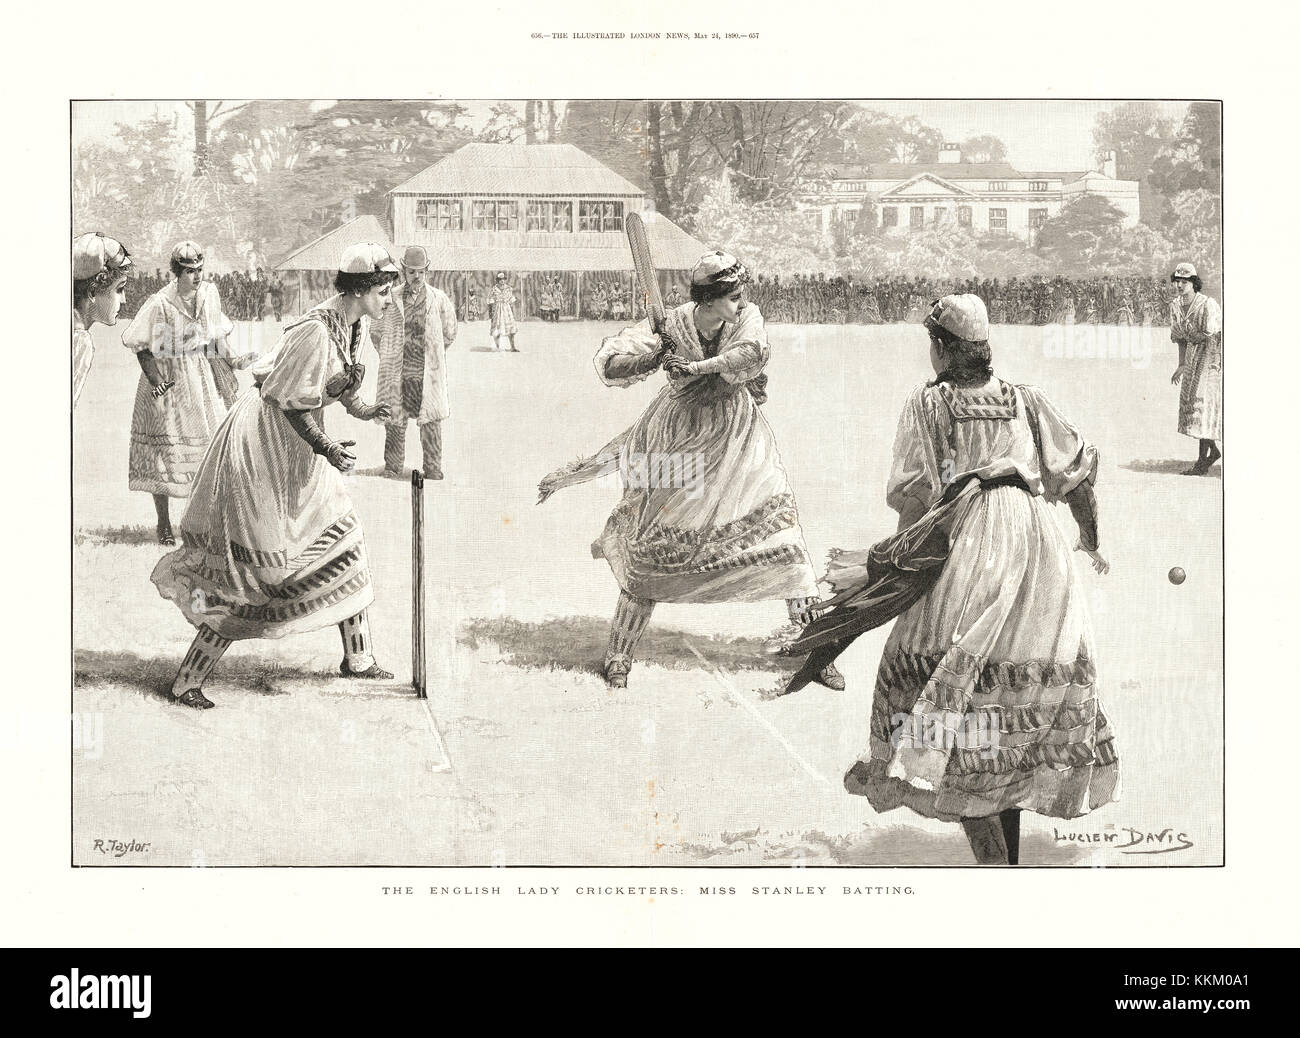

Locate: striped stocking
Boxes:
[605,591,656,671]
[171,625,232,697]
[339,611,375,672]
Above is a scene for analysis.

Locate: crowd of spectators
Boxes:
[746,273,1174,325]
[122,267,1173,327]
[123,268,285,322]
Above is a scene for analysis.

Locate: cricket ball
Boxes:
[1168,567,1186,585]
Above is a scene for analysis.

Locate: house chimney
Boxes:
[939,143,962,164]
[1102,150,1117,179]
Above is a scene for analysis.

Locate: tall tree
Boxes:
[1092,102,1175,225]
[1150,102,1221,198]
[525,100,538,145]
[646,102,670,215]
[186,101,250,175]
[960,135,1008,163]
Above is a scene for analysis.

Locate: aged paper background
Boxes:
[7,0,1296,945]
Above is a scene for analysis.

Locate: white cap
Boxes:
[339,242,398,275]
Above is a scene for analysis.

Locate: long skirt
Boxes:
[489,299,517,336]
[543,376,819,604]
[128,356,229,497]
[1178,339,1223,440]
[150,386,374,641]
[848,485,1120,821]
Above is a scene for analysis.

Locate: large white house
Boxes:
[813,144,1140,242]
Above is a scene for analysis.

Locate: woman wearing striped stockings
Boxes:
[151,244,399,709]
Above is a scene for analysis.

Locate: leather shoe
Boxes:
[339,659,395,679]
[172,688,215,710]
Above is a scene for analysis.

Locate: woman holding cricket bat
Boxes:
[150,243,399,709]
[539,250,843,691]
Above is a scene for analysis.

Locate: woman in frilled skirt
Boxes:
[780,295,1118,865]
[488,273,518,351]
[122,251,245,544]
[1168,262,1222,475]
[151,248,399,709]
[539,251,842,691]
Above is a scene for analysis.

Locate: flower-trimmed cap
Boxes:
[339,242,399,274]
[927,294,989,341]
[1171,262,1198,280]
[691,250,747,286]
[171,240,204,269]
[73,232,133,281]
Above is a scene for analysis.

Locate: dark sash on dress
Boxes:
[777,473,1033,695]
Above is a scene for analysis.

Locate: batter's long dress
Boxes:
[848,377,1120,820]
[150,297,375,641]
[540,302,819,604]
[123,282,235,497]
[1172,292,1223,441]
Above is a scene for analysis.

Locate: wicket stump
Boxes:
[411,470,427,699]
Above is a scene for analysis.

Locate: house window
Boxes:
[1029,181,1048,192]
[526,200,573,232]
[416,199,461,231]
[881,206,898,228]
[958,206,972,228]
[909,206,925,229]
[579,200,624,232]
[934,207,950,226]
[988,181,1008,192]
[989,208,1008,232]
[472,200,518,231]
[1029,208,1049,230]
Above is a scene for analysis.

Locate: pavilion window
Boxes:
[525,200,573,232]
[579,200,624,232]
[416,198,461,231]
[473,200,519,231]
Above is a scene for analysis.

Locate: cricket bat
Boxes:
[625,212,674,365]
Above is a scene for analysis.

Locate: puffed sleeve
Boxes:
[256,321,332,410]
[886,384,945,515]
[1203,296,1222,338]
[204,283,235,339]
[121,293,165,354]
[706,304,771,384]
[1020,384,1099,502]
[593,317,661,387]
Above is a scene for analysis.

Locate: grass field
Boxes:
[72,314,1223,866]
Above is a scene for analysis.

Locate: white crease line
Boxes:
[420,697,454,773]
[681,639,834,791]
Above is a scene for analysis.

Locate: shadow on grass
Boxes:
[458,615,800,678]
[74,649,327,699]
[354,466,405,480]
[74,525,162,548]
[675,823,1088,867]
[1121,458,1222,479]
